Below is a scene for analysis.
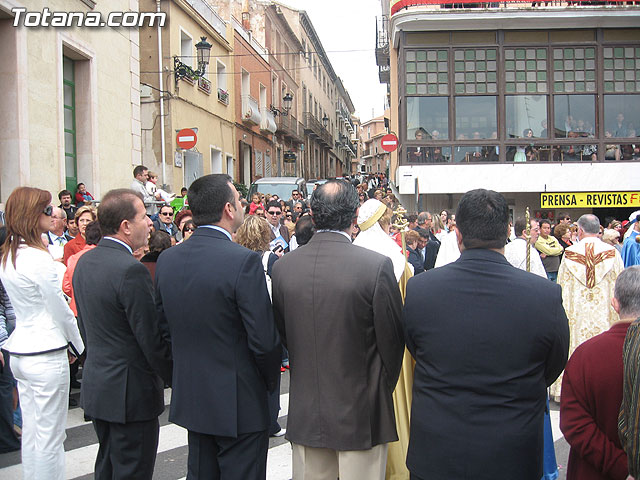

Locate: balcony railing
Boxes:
[217,88,229,105]
[391,0,634,14]
[242,94,261,125]
[376,15,389,67]
[276,114,304,142]
[185,0,227,40]
[303,112,332,147]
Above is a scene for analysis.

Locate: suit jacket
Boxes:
[155,227,281,437]
[269,223,290,249]
[403,248,569,479]
[407,246,425,275]
[152,218,179,238]
[271,231,404,451]
[73,238,172,423]
[424,232,441,271]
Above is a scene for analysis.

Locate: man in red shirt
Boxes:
[560,267,640,480]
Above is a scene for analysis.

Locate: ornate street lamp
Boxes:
[174,36,212,84]
[322,114,329,128]
[271,93,294,116]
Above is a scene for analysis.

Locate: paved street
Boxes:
[0,371,571,479]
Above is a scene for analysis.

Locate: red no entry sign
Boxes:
[176,128,197,149]
[381,133,398,152]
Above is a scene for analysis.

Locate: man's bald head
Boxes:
[310,180,359,231]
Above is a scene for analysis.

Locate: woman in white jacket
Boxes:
[0,187,85,480]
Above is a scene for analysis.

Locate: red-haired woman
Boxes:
[0,187,84,480]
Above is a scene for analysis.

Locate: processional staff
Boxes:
[393,205,409,259]
[525,207,531,273]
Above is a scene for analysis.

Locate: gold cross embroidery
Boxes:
[564,242,616,289]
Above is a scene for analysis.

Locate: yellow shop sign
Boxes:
[540,192,640,209]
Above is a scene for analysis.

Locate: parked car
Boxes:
[248,177,308,203]
[305,179,327,201]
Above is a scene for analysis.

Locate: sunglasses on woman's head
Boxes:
[43,205,53,216]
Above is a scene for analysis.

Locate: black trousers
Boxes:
[187,429,269,480]
[0,351,20,453]
[92,417,159,480]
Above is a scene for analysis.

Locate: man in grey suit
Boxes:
[271,180,404,480]
[73,189,172,480]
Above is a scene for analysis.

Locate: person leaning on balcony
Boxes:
[130,165,161,216]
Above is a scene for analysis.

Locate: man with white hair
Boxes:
[561,267,640,479]
[550,214,624,401]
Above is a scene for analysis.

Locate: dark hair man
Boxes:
[72,189,172,479]
[403,188,569,480]
[504,217,546,278]
[271,180,404,479]
[152,204,179,239]
[130,165,161,215]
[293,214,315,246]
[155,174,281,480]
[58,189,78,221]
[266,200,290,251]
[535,218,564,282]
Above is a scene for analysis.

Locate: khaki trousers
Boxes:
[291,442,388,480]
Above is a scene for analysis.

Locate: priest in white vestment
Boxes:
[434,227,460,268]
[549,214,624,401]
[504,217,547,279]
[353,199,413,480]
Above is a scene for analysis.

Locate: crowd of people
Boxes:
[0,167,639,480]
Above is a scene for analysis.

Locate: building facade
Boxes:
[0,0,144,203]
[381,0,640,220]
[140,0,235,192]
[360,111,391,174]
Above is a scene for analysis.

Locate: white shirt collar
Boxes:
[199,225,232,241]
[103,236,133,254]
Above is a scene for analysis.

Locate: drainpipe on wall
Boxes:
[157,0,167,190]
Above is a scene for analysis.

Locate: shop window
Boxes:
[406,97,449,140]
[506,95,548,138]
[553,95,595,138]
[454,96,497,140]
[604,95,640,138]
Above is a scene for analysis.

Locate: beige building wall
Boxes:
[140,0,234,192]
[0,0,142,202]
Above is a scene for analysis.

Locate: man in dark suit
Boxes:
[403,189,569,480]
[73,189,173,480]
[155,174,281,480]
[271,180,404,480]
